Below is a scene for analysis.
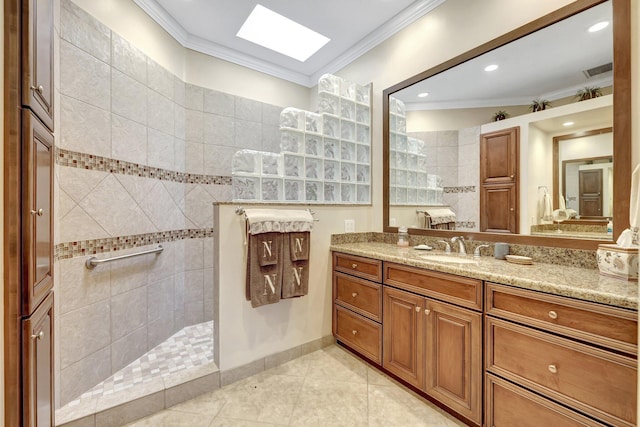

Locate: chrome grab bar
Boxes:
[85,245,163,269]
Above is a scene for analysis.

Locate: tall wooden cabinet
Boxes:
[5,0,56,424]
[480,127,519,233]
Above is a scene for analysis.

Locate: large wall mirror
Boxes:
[383,0,630,250]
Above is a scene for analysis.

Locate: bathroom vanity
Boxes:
[331,242,637,427]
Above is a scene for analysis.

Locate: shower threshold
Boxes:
[56,321,218,426]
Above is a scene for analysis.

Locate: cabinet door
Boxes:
[480,127,519,185]
[424,299,482,424]
[23,292,54,427]
[382,286,424,388]
[22,111,54,315]
[23,0,54,130]
[480,184,518,233]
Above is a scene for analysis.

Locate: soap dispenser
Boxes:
[607,219,613,234]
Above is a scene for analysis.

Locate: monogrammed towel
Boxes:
[246,232,282,308]
[281,232,310,299]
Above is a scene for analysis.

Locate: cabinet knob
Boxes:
[351,263,358,269]
[510,175,515,179]
[415,307,421,313]
[30,85,44,94]
[509,208,514,212]
[351,292,357,298]
[30,208,44,216]
[548,364,557,374]
[31,331,44,340]
[548,310,558,320]
[352,330,358,335]
[424,309,431,315]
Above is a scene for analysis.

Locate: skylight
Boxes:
[236,4,330,62]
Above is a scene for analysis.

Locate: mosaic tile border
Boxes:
[56,148,233,185]
[456,221,476,229]
[443,186,476,193]
[55,228,215,261]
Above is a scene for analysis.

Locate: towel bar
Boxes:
[85,245,163,269]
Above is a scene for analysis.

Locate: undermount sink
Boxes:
[419,254,479,264]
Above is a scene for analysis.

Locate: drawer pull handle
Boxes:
[352,330,358,335]
[351,263,358,269]
[415,307,421,313]
[548,364,557,374]
[30,208,44,216]
[351,292,357,298]
[548,311,558,319]
[424,309,431,315]
[31,331,44,340]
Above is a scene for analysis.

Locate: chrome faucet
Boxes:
[438,240,452,254]
[450,236,467,255]
[474,244,491,258]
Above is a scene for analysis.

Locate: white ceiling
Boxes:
[133,0,445,87]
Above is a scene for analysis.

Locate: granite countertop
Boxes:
[330,242,638,310]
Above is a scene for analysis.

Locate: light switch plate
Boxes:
[344,219,355,233]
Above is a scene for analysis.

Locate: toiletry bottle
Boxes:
[607,220,613,234]
[397,226,409,247]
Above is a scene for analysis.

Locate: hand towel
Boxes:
[542,193,553,221]
[246,232,282,308]
[281,232,310,299]
[559,194,566,210]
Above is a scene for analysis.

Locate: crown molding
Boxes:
[133,0,445,87]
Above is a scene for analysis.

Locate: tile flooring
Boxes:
[123,344,466,426]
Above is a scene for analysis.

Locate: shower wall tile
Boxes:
[185,141,204,174]
[204,89,234,116]
[203,237,214,269]
[185,84,204,111]
[184,301,204,326]
[147,89,174,136]
[59,256,111,315]
[60,95,111,157]
[111,326,148,373]
[148,314,175,350]
[60,0,111,63]
[148,276,175,322]
[235,97,262,122]
[59,206,110,243]
[112,70,148,125]
[174,105,186,140]
[184,269,204,303]
[204,144,235,176]
[111,114,147,165]
[60,346,112,406]
[262,125,281,153]
[139,182,186,231]
[184,185,215,228]
[185,109,204,142]
[59,167,109,204]
[111,286,147,340]
[58,189,76,219]
[262,103,283,127]
[111,32,147,84]
[235,120,262,150]
[203,268,214,321]
[174,138,186,172]
[147,59,174,100]
[184,239,204,271]
[59,300,111,368]
[147,128,175,171]
[203,113,234,146]
[109,249,150,296]
[60,40,111,110]
[173,77,185,107]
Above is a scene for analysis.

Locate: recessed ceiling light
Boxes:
[588,21,609,33]
[484,64,499,72]
[563,121,575,127]
[417,92,429,98]
[237,4,330,62]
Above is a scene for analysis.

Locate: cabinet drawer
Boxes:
[333,272,382,321]
[486,374,605,427]
[333,252,382,282]
[384,262,482,310]
[486,282,637,355]
[486,317,637,427]
[333,305,381,364]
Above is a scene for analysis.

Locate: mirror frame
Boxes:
[382,0,630,250]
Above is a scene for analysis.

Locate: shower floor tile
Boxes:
[64,321,214,408]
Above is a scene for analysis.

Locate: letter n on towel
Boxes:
[246,232,282,307]
[282,232,310,298]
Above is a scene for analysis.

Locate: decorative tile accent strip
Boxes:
[55,228,215,261]
[443,186,476,193]
[56,148,233,185]
[456,221,476,229]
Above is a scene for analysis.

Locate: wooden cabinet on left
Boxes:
[22,111,54,316]
[22,0,54,130]
[22,292,54,427]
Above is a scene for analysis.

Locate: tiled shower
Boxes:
[54,0,284,417]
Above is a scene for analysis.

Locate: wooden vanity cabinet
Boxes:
[383,263,483,425]
[332,253,383,364]
[486,283,637,427]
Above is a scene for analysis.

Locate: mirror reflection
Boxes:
[386,0,614,241]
